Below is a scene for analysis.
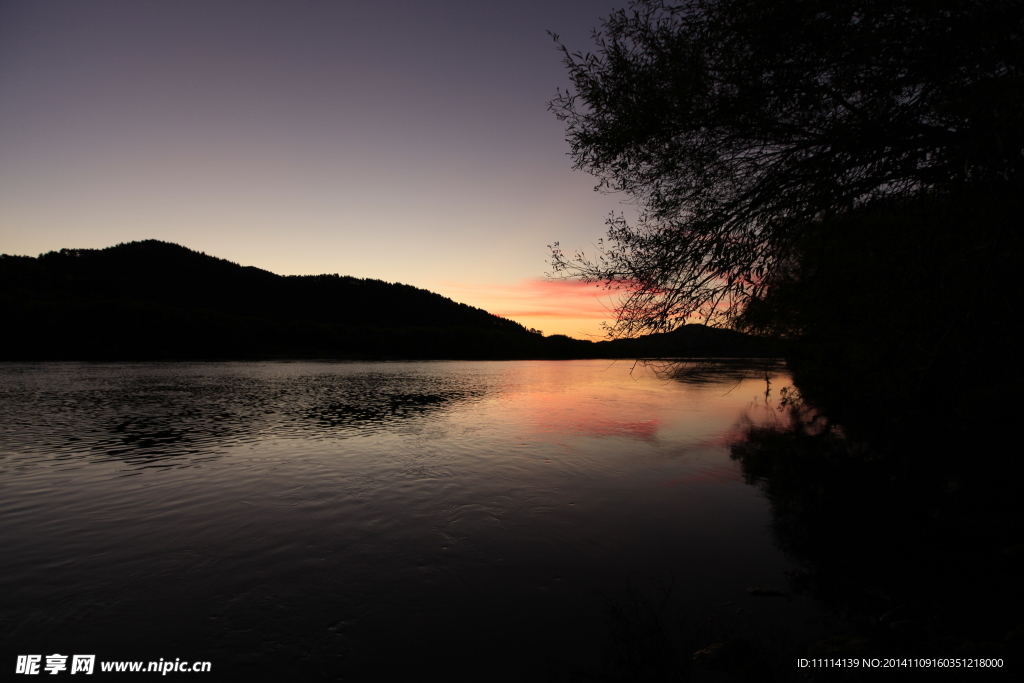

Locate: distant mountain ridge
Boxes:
[1,240,541,360]
[3,240,520,329]
[0,240,780,360]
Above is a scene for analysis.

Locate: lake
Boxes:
[1,359,824,680]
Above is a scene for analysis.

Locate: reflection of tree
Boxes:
[730,405,1024,664]
[659,357,785,386]
[636,358,787,419]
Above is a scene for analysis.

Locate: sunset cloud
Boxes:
[437,278,624,320]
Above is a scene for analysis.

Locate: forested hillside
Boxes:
[0,240,544,360]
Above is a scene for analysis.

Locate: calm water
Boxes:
[1,360,821,680]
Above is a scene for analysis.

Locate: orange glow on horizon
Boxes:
[435,278,628,339]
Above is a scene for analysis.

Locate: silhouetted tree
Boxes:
[549,0,1024,333]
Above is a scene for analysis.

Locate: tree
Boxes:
[549,0,1024,335]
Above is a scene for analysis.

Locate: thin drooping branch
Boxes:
[548,0,1023,336]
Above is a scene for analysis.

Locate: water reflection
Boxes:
[730,398,1024,672]
[649,357,787,385]
[1,360,823,681]
[0,362,486,468]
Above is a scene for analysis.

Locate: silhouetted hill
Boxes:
[0,240,548,360]
[0,240,780,360]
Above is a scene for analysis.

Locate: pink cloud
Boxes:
[436,278,624,320]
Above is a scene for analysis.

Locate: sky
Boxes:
[0,0,643,339]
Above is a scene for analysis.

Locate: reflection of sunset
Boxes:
[506,388,663,441]
[543,409,661,441]
[486,367,795,452]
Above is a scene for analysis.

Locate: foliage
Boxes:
[549,0,1024,334]
[731,404,1024,661]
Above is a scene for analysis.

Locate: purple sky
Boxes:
[1,0,640,338]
